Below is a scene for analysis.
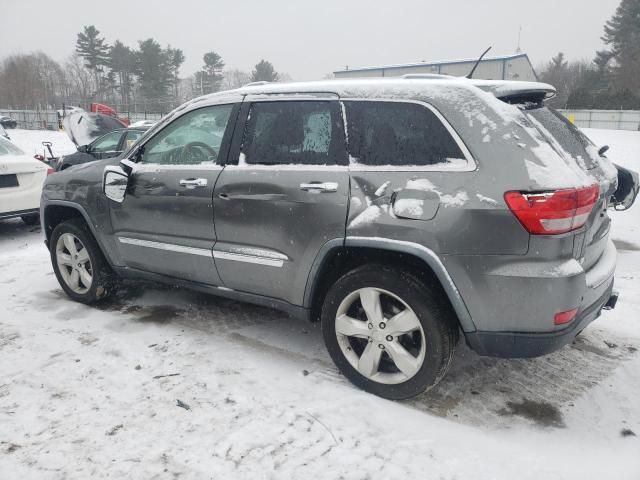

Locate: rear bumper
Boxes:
[465,281,615,358]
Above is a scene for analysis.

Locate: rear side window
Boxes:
[241,101,347,166]
[343,101,467,167]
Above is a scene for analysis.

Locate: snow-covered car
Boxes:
[0,136,51,225]
[0,123,9,140]
[0,115,18,129]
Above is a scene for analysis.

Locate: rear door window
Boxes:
[343,101,467,167]
[240,101,347,166]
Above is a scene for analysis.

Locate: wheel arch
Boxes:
[304,237,475,333]
[42,201,108,258]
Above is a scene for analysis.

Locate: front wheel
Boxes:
[50,218,115,304]
[321,264,459,400]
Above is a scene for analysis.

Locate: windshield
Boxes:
[0,136,25,156]
[524,106,598,170]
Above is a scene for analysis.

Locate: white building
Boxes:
[333,53,537,81]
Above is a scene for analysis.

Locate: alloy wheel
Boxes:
[335,287,426,385]
[55,233,93,294]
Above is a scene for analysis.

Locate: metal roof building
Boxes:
[333,53,538,82]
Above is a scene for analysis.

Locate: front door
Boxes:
[212,97,350,305]
[109,102,239,285]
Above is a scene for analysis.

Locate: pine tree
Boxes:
[108,40,136,109]
[251,60,279,82]
[199,51,225,94]
[136,38,172,110]
[75,25,110,97]
[166,47,185,101]
[599,0,640,92]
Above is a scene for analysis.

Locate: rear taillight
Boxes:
[504,184,599,235]
[47,168,55,176]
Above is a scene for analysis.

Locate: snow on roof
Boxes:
[334,53,531,74]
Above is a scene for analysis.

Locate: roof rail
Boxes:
[402,74,454,80]
[243,81,271,87]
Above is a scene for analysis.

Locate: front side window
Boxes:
[343,101,466,167]
[91,131,122,153]
[141,105,233,165]
[240,101,346,166]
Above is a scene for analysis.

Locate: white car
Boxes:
[0,136,51,225]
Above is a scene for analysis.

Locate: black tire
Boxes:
[50,218,115,304]
[21,214,40,226]
[321,264,459,400]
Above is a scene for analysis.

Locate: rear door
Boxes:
[212,95,349,305]
[109,102,239,285]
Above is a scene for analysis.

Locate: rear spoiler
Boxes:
[469,80,557,104]
[401,76,557,104]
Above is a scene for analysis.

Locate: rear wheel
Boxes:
[321,264,458,400]
[50,218,115,304]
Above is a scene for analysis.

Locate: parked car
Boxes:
[0,115,17,129]
[56,127,148,171]
[0,123,9,140]
[1,136,51,225]
[41,78,638,399]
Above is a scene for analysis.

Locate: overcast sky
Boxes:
[0,0,621,80]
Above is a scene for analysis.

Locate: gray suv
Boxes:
[41,78,638,399]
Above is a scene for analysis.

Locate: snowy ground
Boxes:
[0,128,639,479]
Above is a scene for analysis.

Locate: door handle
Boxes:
[300,182,339,193]
[179,178,208,189]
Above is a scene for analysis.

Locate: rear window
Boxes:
[343,101,467,167]
[525,107,597,170]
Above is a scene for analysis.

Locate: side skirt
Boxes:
[112,266,311,322]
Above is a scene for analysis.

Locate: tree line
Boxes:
[539,0,640,109]
[0,25,285,112]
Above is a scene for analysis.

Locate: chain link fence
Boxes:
[558,109,640,131]
[3,108,639,132]
[0,109,166,130]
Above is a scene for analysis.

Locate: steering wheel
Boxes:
[181,142,217,164]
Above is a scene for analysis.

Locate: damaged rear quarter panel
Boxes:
[347,172,528,255]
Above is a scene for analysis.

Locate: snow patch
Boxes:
[374,181,391,197]
[441,191,469,208]
[349,205,381,228]
[394,198,424,217]
[476,194,499,206]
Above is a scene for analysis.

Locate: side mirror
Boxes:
[598,145,610,157]
[611,164,639,211]
[78,145,89,153]
[103,165,129,203]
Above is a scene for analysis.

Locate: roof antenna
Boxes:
[466,46,492,79]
